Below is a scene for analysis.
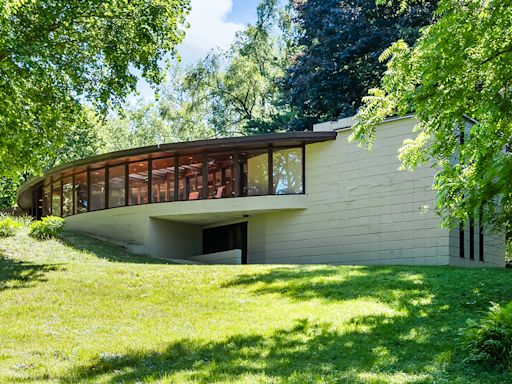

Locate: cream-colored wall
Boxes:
[248,118,450,265]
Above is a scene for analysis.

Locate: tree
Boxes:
[352,0,512,231]
[281,0,436,129]
[183,0,294,136]
[0,0,190,178]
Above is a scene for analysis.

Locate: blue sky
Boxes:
[135,0,261,100]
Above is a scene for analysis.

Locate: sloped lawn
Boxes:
[0,229,511,383]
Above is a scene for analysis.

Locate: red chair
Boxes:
[188,191,200,200]
[214,186,225,199]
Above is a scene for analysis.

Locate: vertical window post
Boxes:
[174,155,179,201]
[72,174,76,215]
[124,163,129,206]
[459,221,465,259]
[469,217,475,260]
[105,166,109,209]
[479,209,484,261]
[86,168,91,212]
[148,158,153,204]
[203,152,208,199]
[60,178,63,217]
[233,151,240,197]
[268,145,273,195]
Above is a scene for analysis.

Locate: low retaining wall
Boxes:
[184,249,242,264]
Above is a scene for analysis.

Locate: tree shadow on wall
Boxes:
[0,252,61,291]
[55,266,512,383]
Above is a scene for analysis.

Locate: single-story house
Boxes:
[17,115,505,266]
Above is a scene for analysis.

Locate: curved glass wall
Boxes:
[36,145,304,218]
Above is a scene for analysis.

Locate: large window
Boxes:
[90,169,105,211]
[128,162,148,205]
[207,153,234,199]
[62,177,73,217]
[51,181,61,216]
[240,151,269,196]
[74,172,88,214]
[152,158,175,203]
[37,144,306,218]
[273,147,303,194]
[108,165,126,208]
[179,155,203,200]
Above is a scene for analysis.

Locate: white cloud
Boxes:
[178,0,244,63]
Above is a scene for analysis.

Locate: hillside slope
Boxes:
[0,229,511,383]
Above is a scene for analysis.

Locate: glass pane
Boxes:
[51,181,61,216]
[152,158,175,203]
[43,183,51,216]
[62,177,73,217]
[108,165,126,208]
[179,155,204,200]
[90,169,105,211]
[273,147,303,194]
[241,151,268,196]
[74,172,88,214]
[128,162,148,205]
[207,153,234,199]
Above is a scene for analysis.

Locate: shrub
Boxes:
[0,217,22,237]
[464,302,512,368]
[29,216,65,240]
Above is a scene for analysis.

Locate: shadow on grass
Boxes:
[0,253,61,291]
[61,231,174,265]
[56,266,512,383]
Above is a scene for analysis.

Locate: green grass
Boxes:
[0,228,511,383]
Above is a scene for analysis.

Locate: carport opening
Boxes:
[203,222,248,264]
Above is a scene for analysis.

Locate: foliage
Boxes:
[0,217,22,237]
[0,0,190,178]
[1,231,512,382]
[352,0,512,231]
[29,216,64,240]
[183,0,295,136]
[281,0,436,129]
[0,176,22,210]
[464,302,512,368]
[98,67,215,153]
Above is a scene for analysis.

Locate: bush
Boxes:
[464,302,512,368]
[29,216,65,240]
[0,217,22,237]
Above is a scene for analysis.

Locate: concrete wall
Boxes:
[148,218,202,259]
[184,249,242,264]
[247,118,450,265]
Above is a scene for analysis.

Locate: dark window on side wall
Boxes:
[74,172,88,214]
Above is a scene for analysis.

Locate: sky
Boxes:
[135,0,261,101]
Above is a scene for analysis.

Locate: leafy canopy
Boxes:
[352,0,512,230]
[0,0,190,177]
[281,0,436,128]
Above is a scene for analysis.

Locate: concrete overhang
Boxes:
[65,194,309,228]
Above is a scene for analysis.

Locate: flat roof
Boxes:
[17,131,336,208]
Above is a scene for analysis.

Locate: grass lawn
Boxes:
[0,228,511,383]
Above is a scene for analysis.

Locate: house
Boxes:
[17,116,505,266]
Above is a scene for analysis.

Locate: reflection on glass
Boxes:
[43,183,51,216]
[273,147,303,194]
[51,181,61,216]
[179,155,203,200]
[74,172,88,214]
[90,169,105,211]
[62,177,73,217]
[152,158,175,203]
[207,153,234,199]
[128,162,148,205]
[108,165,125,208]
[241,151,268,196]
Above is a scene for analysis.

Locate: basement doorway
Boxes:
[203,222,248,264]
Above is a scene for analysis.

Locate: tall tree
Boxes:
[352,0,512,231]
[0,0,190,178]
[281,0,436,129]
[183,0,294,136]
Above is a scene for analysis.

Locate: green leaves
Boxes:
[0,0,190,177]
[354,0,512,231]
